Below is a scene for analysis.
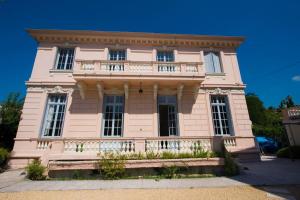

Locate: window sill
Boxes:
[39,136,62,140]
[205,72,226,76]
[49,69,73,73]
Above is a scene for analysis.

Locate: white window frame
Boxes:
[41,94,67,138]
[102,95,124,137]
[156,50,174,62]
[157,95,179,136]
[55,48,75,70]
[210,95,233,136]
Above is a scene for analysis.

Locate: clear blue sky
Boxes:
[0,0,299,107]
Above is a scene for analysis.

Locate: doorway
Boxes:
[158,96,178,137]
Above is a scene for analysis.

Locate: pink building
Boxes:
[10,29,259,169]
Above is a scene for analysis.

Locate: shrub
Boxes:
[277,146,300,159]
[161,151,177,159]
[146,151,159,159]
[98,153,125,179]
[276,147,289,158]
[224,151,239,176]
[157,165,180,178]
[0,148,9,167]
[127,152,145,160]
[193,147,209,158]
[25,160,46,180]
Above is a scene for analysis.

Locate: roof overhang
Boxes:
[27,29,245,49]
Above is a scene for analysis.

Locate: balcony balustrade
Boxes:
[73,60,204,78]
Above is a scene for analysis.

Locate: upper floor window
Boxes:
[204,52,222,73]
[157,51,174,62]
[210,95,232,135]
[107,50,126,71]
[56,48,75,70]
[42,94,67,137]
[109,50,126,61]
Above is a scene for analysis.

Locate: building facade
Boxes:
[282,106,300,146]
[10,29,258,168]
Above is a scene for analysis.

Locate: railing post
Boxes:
[134,138,146,153]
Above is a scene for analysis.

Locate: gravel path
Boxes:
[0,186,282,200]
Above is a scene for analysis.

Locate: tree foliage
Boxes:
[0,93,24,150]
[279,95,295,109]
[245,93,288,146]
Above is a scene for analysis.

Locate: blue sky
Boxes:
[0,0,299,107]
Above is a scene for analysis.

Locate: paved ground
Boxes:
[1,186,297,200]
[0,156,299,199]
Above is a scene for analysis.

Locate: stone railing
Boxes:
[223,137,237,147]
[36,140,52,150]
[145,137,212,153]
[63,139,135,154]
[74,60,202,75]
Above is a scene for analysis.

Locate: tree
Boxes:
[279,95,295,109]
[0,93,24,150]
[246,93,289,147]
[245,93,266,125]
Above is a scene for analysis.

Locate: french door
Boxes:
[158,96,178,136]
[102,95,124,137]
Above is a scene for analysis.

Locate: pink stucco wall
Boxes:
[10,30,256,168]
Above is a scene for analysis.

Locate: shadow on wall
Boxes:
[69,87,197,115]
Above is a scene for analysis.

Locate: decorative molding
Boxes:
[28,30,244,49]
[77,82,87,99]
[177,84,184,101]
[206,88,229,95]
[153,84,158,100]
[193,84,201,100]
[124,83,129,99]
[96,82,103,99]
[205,88,245,95]
[44,86,74,94]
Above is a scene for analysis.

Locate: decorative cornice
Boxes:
[27,29,244,49]
[27,86,74,94]
[205,87,245,95]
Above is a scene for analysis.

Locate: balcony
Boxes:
[73,60,205,84]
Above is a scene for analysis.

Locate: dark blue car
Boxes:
[255,136,278,153]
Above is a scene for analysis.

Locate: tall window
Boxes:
[204,52,222,73]
[211,96,232,135]
[108,50,126,71]
[157,51,175,72]
[103,96,124,137]
[56,48,75,70]
[42,94,67,137]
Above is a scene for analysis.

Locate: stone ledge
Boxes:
[48,158,224,171]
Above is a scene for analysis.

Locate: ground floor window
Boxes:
[211,95,232,135]
[158,95,178,136]
[42,94,67,137]
[103,95,124,137]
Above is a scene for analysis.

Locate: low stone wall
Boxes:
[48,158,224,178]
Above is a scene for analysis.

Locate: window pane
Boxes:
[56,48,74,70]
[42,94,67,137]
[103,95,124,137]
[211,95,231,135]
